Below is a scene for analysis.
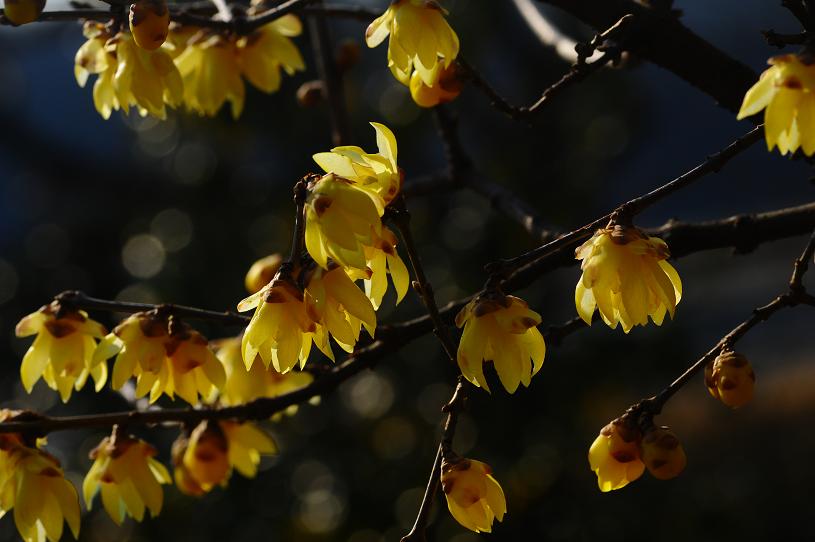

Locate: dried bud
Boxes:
[640,425,686,480]
[705,350,755,408]
[296,80,325,107]
[335,39,361,72]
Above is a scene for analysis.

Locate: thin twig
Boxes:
[400,445,442,542]
[511,0,602,64]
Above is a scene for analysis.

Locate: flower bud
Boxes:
[2,0,45,25]
[244,253,283,293]
[441,457,506,533]
[588,418,644,491]
[640,425,686,480]
[705,350,755,408]
[129,0,170,51]
[409,62,462,108]
[335,39,361,73]
[296,80,325,107]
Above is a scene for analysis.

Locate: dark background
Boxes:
[0,0,814,540]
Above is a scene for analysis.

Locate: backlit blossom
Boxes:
[353,226,410,310]
[172,420,276,496]
[0,411,80,542]
[304,264,377,354]
[312,122,402,212]
[409,61,462,107]
[366,0,460,85]
[2,0,45,25]
[705,350,755,408]
[588,418,644,492]
[94,312,226,405]
[83,433,171,524]
[737,54,815,155]
[173,16,304,118]
[211,336,314,413]
[575,225,682,333]
[441,458,506,533]
[74,24,183,120]
[454,293,545,393]
[129,0,170,51]
[238,279,316,373]
[15,304,107,402]
[304,173,383,271]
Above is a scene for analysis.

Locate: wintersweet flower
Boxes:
[441,458,506,533]
[705,350,755,408]
[212,336,314,412]
[366,0,460,86]
[575,225,682,333]
[304,264,377,354]
[175,32,245,118]
[15,305,108,402]
[129,0,170,51]
[588,418,645,492]
[83,433,171,524]
[349,226,409,310]
[312,122,402,212]
[640,426,686,481]
[237,15,306,93]
[409,62,462,107]
[454,293,546,393]
[2,0,45,25]
[94,312,226,405]
[239,279,317,373]
[737,54,815,155]
[0,420,81,542]
[74,24,183,120]
[172,420,276,495]
[304,173,383,271]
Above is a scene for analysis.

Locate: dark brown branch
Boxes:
[53,290,249,326]
[491,125,763,277]
[535,0,758,114]
[308,2,352,146]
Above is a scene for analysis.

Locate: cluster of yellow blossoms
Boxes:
[240,122,409,372]
[74,1,304,120]
[366,0,462,107]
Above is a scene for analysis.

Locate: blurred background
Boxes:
[0,0,814,540]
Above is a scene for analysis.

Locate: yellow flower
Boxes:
[304,173,383,271]
[738,54,815,155]
[588,419,645,492]
[454,293,546,393]
[705,350,755,408]
[0,418,81,542]
[304,264,377,354]
[441,458,506,533]
[347,226,410,310]
[129,0,170,51]
[575,226,682,333]
[175,32,245,118]
[2,0,45,25]
[211,336,314,412]
[172,420,276,495]
[312,122,402,212]
[409,61,462,107]
[83,433,171,524]
[173,16,304,119]
[640,426,686,481]
[15,305,108,402]
[365,0,460,86]
[237,15,306,93]
[244,253,283,294]
[74,24,183,120]
[94,312,226,405]
[238,279,317,373]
